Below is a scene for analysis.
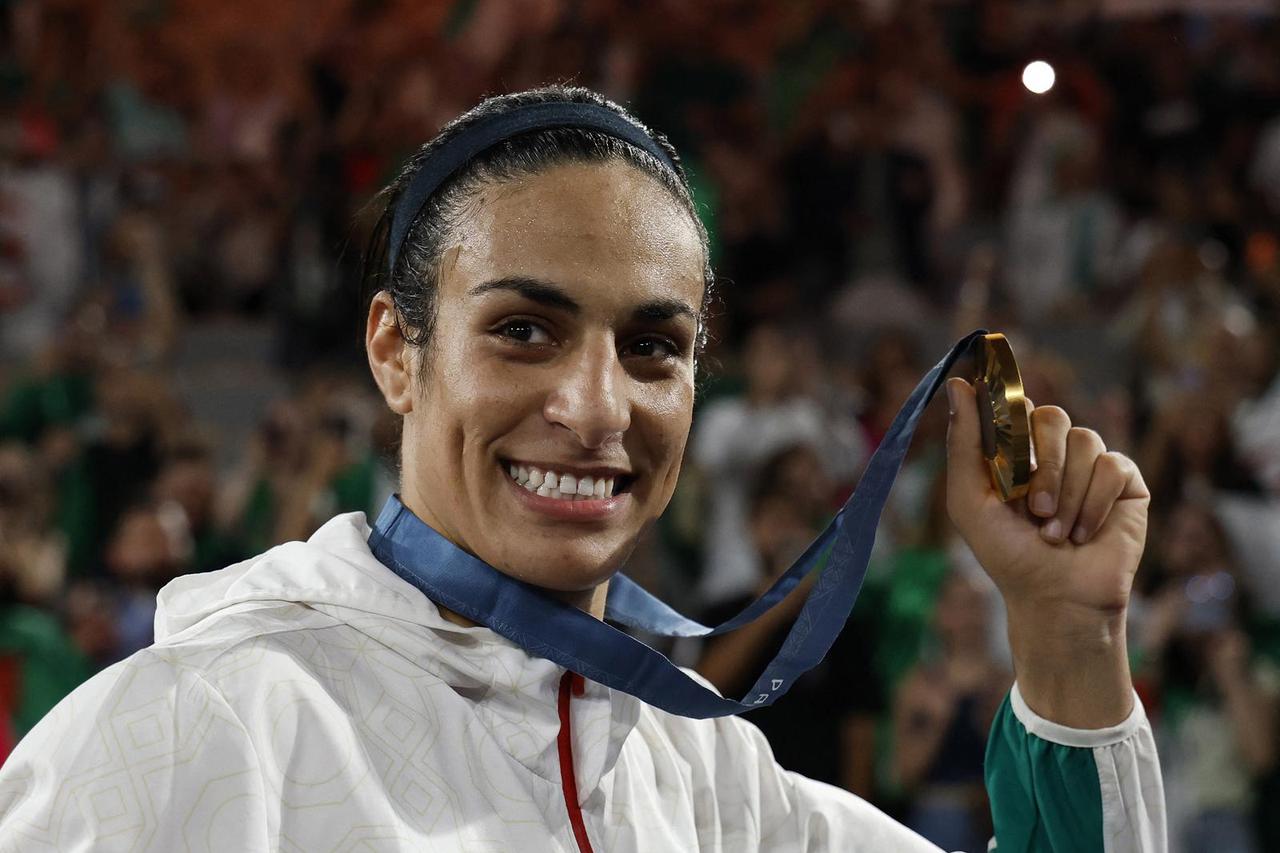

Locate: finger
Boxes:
[1026,405,1071,518]
[1070,451,1135,544]
[1024,397,1038,472]
[944,377,993,517]
[1042,426,1106,544]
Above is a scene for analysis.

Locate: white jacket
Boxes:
[0,512,1165,852]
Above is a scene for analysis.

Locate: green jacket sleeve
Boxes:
[985,683,1167,853]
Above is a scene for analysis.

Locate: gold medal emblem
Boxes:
[972,333,1031,502]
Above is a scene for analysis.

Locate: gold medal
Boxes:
[972,333,1032,502]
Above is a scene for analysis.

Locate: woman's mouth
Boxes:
[503,461,634,500]
[500,459,635,521]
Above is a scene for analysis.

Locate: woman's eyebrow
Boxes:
[633,299,696,323]
[468,276,580,313]
[468,277,695,323]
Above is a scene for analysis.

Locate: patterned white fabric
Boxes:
[0,511,1164,852]
[0,511,938,852]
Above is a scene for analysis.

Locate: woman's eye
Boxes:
[495,319,553,345]
[623,336,680,360]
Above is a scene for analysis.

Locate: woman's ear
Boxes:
[366,292,415,415]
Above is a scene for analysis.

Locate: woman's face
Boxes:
[371,161,704,607]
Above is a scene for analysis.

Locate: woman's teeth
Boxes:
[507,464,615,500]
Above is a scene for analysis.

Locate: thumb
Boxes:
[943,377,993,509]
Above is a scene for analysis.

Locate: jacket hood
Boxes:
[153,511,640,792]
[155,511,493,645]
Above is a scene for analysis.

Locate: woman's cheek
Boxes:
[642,383,695,504]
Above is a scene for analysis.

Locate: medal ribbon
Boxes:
[368,331,984,718]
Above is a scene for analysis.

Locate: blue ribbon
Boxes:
[368,331,983,719]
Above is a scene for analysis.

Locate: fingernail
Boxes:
[1042,519,1063,542]
[945,380,958,415]
[1071,525,1088,545]
[1031,491,1055,516]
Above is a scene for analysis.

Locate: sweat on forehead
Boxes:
[360,86,713,356]
[451,163,705,277]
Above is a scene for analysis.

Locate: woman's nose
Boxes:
[543,342,631,449]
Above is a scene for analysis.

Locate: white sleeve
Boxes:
[0,650,270,852]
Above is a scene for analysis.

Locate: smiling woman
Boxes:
[368,167,702,603]
[362,89,708,609]
[0,86,1166,853]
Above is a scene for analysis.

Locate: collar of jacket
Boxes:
[154,511,642,792]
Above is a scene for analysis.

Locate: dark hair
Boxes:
[360,86,714,374]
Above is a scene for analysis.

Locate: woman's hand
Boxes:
[942,377,1150,728]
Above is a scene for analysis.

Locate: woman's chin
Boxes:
[487,545,621,600]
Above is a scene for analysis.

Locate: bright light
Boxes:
[1022,60,1056,95]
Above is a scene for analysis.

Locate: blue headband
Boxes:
[386,101,679,277]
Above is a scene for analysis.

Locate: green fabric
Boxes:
[1248,614,1280,666]
[331,455,378,516]
[0,372,93,443]
[54,453,97,577]
[0,606,92,736]
[846,548,951,800]
[1253,762,1280,853]
[870,547,951,693]
[443,0,479,39]
[682,157,721,268]
[766,20,859,133]
[236,478,278,556]
[190,527,249,574]
[1245,612,1280,853]
[985,694,1104,853]
[232,457,375,558]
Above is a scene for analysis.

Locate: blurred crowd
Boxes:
[3,1,1280,851]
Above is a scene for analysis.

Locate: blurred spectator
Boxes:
[0,443,65,605]
[0,568,90,764]
[202,42,294,165]
[1004,98,1122,322]
[103,49,191,163]
[73,368,182,575]
[1138,391,1264,510]
[102,502,187,661]
[153,440,248,575]
[221,392,380,554]
[221,399,314,555]
[867,468,955,694]
[93,209,180,363]
[690,323,863,605]
[0,115,83,360]
[891,567,1010,853]
[1228,322,1280,494]
[696,445,882,796]
[1133,501,1277,853]
[0,447,89,757]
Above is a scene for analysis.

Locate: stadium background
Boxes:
[2,1,1280,850]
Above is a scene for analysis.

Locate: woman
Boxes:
[893,568,1011,852]
[0,87,1163,851]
